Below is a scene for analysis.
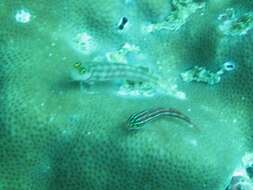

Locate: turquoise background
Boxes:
[0,0,252,189]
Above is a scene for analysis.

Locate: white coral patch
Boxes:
[73,32,97,55]
[15,9,31,23]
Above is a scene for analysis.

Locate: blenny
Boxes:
[127,107,199,131]
[71,61,160,85]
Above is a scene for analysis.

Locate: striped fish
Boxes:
[70,61,159,84]
[127,107,199,131]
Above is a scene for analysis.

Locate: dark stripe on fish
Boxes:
[127,108,199,131]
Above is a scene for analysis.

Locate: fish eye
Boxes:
[74,62,81,68]
[223,61,236,71]
[80,68,86,74]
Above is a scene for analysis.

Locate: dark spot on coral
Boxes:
[118,17,128,30]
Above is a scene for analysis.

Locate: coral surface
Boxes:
[0,0,253,190]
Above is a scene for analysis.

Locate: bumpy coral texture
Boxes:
[0,0,252,190]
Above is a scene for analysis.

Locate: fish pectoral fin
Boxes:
[79,82,92,93]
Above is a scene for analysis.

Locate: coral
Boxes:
[218,8,253,36]
[180,62,235,85]
[0,1,253,190]
[143,0,206,32]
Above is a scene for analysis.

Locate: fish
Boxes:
[71,61,159,85]
[70,62,187,99]
[127,107,199,131]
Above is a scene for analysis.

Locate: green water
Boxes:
[0,0,253,190]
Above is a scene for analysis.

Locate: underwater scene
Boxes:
[0,0,253,190]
